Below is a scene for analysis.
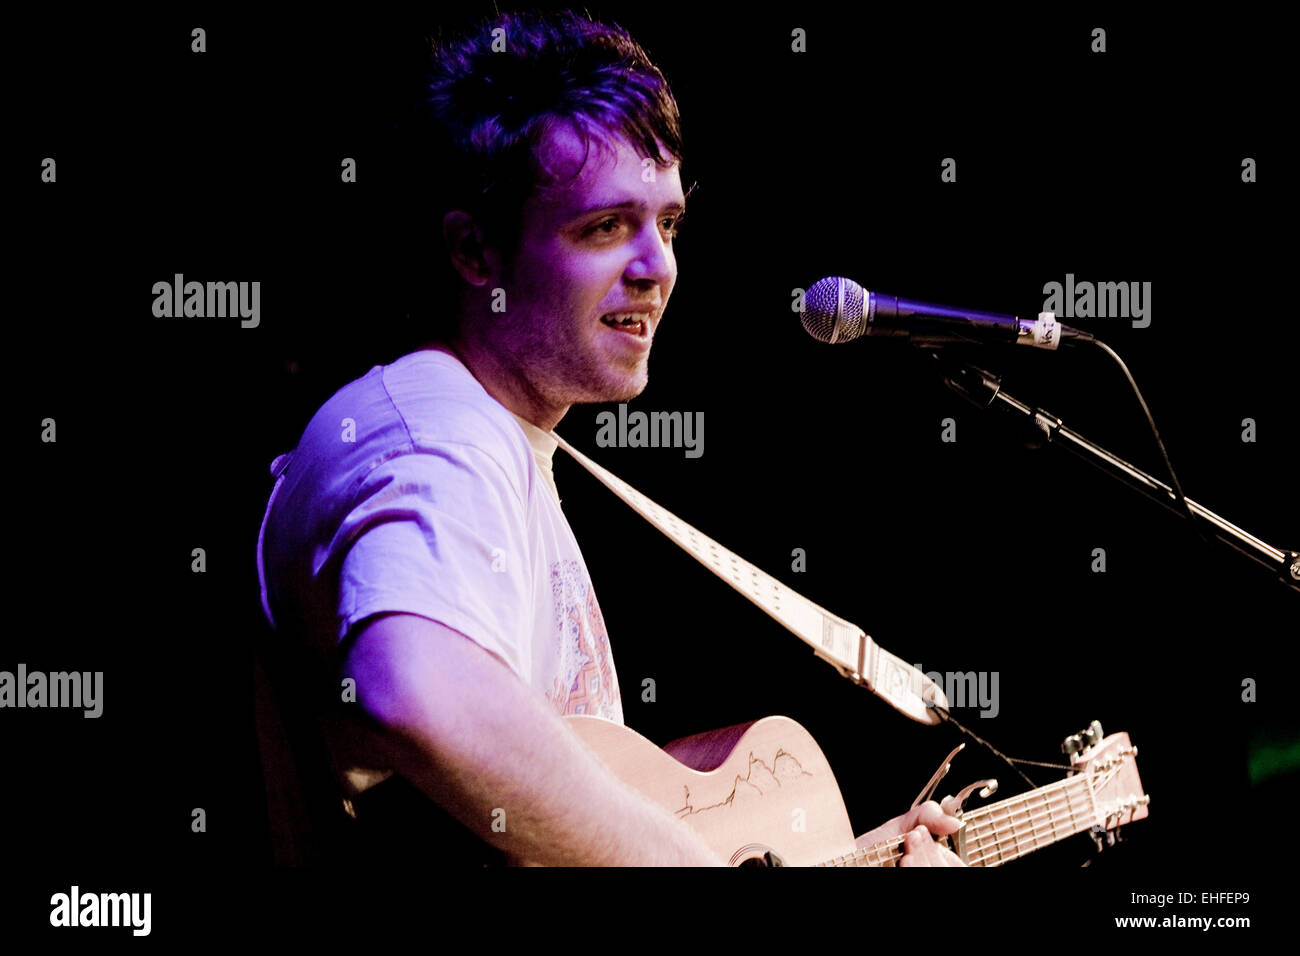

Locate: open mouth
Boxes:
[600,313,648,336]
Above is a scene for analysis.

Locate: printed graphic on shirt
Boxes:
[547,559,622,721]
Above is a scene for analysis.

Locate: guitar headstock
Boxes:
[1064,721,1150,830]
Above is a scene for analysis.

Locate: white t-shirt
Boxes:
[258,348,623,794]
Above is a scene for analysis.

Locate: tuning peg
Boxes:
[1062,734,1083,756]
[1081,720,1104,748]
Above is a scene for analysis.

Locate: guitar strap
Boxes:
[550,430,948,725]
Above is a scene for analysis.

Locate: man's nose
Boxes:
[624,222,675,288]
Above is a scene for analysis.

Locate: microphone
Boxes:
[801,276,1093,349]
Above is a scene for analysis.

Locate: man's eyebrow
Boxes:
[567,197,687,218]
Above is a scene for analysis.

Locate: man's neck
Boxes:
[421,340,568,432]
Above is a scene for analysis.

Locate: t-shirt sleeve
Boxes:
[331,441,534,680]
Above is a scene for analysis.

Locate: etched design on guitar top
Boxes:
[675,749,813,819]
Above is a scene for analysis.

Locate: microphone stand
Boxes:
[932,353,1300,595]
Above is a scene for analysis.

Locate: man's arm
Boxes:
[342,612,724,866]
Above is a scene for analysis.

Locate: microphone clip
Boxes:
[930,353,1002,410]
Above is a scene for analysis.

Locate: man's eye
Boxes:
[584,215,683,239]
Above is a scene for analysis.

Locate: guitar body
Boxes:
[566,715,858,866]
[564,716,1149,867]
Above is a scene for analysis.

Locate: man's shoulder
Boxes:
[283,349,532,505]
[376,349,521,450]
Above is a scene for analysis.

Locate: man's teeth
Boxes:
[602,314,645,326]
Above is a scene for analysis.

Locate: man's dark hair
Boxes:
[425,9,683,253]
[392,9,684,343]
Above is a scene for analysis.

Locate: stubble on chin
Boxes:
[562,344,650,407]
[512,340,635,414]
[575,362,649,407]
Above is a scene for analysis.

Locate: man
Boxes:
[257,9,962,866]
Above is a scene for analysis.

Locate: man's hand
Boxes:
[855,800,967,867]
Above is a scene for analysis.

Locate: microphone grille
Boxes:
[802,276,868,343]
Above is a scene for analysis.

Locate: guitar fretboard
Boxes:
[818,757,1139,867]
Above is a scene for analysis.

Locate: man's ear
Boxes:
[443,210,498,286]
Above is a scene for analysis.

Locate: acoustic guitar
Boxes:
[565,715,1149,866]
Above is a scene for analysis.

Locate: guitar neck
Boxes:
[822,774,1098,868]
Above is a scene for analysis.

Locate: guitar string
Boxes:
[842,779,1090,867]
[961,794,1095,867]
[830,765,1132,867]
[961,772,1142,867]
[960,758,1130,850]
[863,786,1113,868]
[901,781,1094,868]
[812,743,1134,865]
[833,796,1083,868]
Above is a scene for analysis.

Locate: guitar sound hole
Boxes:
[736,850,784,867]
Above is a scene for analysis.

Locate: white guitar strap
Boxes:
[550,431,948,725]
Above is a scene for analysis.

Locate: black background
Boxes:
[10,3,1293,940]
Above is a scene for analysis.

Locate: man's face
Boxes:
[482,123,684,413]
